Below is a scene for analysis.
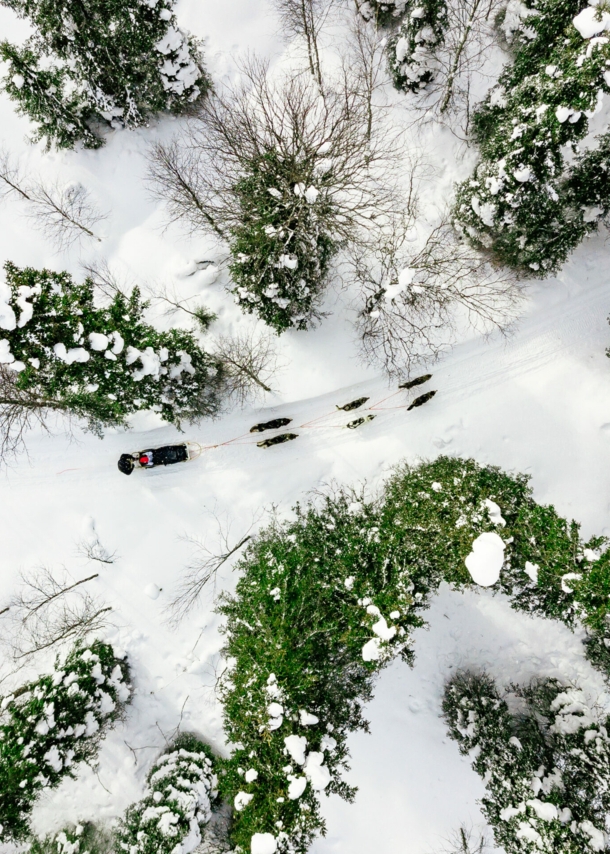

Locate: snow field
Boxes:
[1,1,610,853]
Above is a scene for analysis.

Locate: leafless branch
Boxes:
[81,258,132,301]
[166,522,254,626]
[213,330,282,406]
[343,11,392,145]
[144,280,217,331]
[0,364,63,464]
[0,144,106,249]
[76,538,118,565]
[438,825,489,853]
[1,566,111,663]
[27,181,105,248]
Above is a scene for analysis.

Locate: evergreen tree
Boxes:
[0,263,224,435]
[228,150,337,333]
[387,0,448,93]
[0,0,208,149]
[216,455,610,854]
[453,0,610,274]
[116,733,218,854]
[443,671,610,854]
[0,640,130,841]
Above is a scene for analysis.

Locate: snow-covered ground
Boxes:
[1,2,610,852]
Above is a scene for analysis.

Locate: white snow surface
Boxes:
[0,2,610,854]
[464,532,505,587]
[251,833,277,854]
[573,5,610,39]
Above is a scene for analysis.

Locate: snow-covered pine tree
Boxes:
[0,263,224,436]
[116,733,218,854]
[0,0,208,149]
[443,671,610,854]
[356,0,408,26]
[453,0,610,274]
[0,640,130,841]
[387,0,448,93]
[228,150,337,333]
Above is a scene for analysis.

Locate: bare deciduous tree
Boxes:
[437,0,504,122]
[351,215,523,378]
[1,566,111,662]
[148,55,402,250]
[272,0,338,91]
[401,0,505,131]
[0,145,105,249]
[213,330,281,407]
[343,10,392,144]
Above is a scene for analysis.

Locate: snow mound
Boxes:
[464,532,505,587]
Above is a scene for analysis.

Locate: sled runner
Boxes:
[399,373,432,390]
[407,390,437,410]
[346,414,376,429]
[336,396,369,412]
[257,433,299,449]
[117,442,202,475]
[250,417,293,433]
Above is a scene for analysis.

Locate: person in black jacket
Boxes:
[118,444,189,475]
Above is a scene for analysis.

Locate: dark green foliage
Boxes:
[218,487,427,852]
[29,821,114,854]
[218,455,610,854]
[387,0,448,93]
[0,0,208,149]
[453,0,610,274]
[357,0,408,27]
[116,733,218,854]
[228,151,337,333]
[0,263,224,432]
[0,640,130,841]
[0,41,101,149]
[583,626,610,677]
[443,670,610,853]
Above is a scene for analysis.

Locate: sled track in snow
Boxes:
[4,276,609,486]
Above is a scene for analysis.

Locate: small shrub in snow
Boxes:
[387,0,448,93]
[116,733,218,854]
[217,456,610,854]
[443,670,610,853]
[0,639,130,841]
[453,0,610,274]
[30,821,114,854]
[0,0,208,150]
[0,262,224,439]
